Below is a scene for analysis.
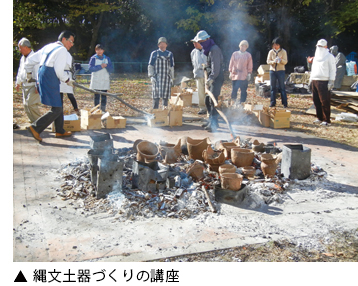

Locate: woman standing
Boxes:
[266,37,288,108]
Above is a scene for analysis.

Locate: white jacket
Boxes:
[16,50,39,87]
[190,48,207,79]
[310,49,336,81]
[60,53,74,93]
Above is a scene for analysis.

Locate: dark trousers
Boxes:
[60,93,78,110]
[205,71,224,127]
[31,105,65,134]
[231,80,248,103]
[94,90,107,112]
[152,98,168,109]
[270,70,287,107]
[312,80,331,123]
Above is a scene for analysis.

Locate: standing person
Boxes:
[15,37,41,123]
[148,37,174,109]
[190,36,207,114]
[60,54,79,114]
[195,30,224,132]
[329,45,346,90]
[267,37,288,108]
[228,40,253,106]
[25,30,75,142]
[309,39,336,126]
[89,44,113,112]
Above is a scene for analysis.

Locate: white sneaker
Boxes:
[313,119,322,124]
[320,121,330,126]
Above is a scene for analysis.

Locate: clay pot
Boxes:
[252,142,265,153]
[242,166,256,179]
[218,141,238,159]
[133,139,143,152]
[159,139,182,164]
[186,137,210,161]
[202,145,225,165]
[220,173,243,191]
[218,164,236,176]
[187,161,205,180]
[231,147,255,168]
[260,153,278,177]
[136,140,159,163]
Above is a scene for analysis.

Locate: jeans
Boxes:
[231,80,248,103]
[94,90,107,111]
[269,70,287,107]
[205,70,224,127]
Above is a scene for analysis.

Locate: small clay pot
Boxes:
[219,164,236,176]
[218,141,238,159]
[187,161,205,180]
[136,141,159,163]
[231,147,255,168]
[260,153,278,177]
[252,142,265,153]
[242,166,256,178]
[159,139,181,164]
[186,137,210,161]
[202,145,225,165]
[220,173,243,191]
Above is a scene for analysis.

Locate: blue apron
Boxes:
[37,46,63,107]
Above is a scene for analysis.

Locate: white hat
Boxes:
[191,30,210,42]
[239,40,249,48]
[316,39,327,47]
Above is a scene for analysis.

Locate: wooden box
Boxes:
[169,106,183,126]
[103,115,126,129]
[269,109,291,129]
[81,107,102,130]
[148,109,169,127]
[257,65,270,75]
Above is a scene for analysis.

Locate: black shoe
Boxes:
[205,125,218,132]
[201,121,210,128]
[283,105,288,108]
[269,104,276,107]
[198,109,207,115]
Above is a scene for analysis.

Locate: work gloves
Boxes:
[246,73,251,81]
[26,73,32,82]
[150,77,156,85]
[328,80,334,91]
[66,78,75,87]
[206,78,213,89]
[274,57,281,63]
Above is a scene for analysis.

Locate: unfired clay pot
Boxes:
[231,147,255,168]
[220,173,243,191]
[218,142,238,159]
[186,137,210,161]
[242,166,256,178]
[202,145,225,165]
[260,153,278,177]
[136,140,159,163]
[218,164,236,176]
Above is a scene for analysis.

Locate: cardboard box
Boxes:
[104,115,126,129]
[169,106,183,126]
[257,65,270,75]
[148,109,169,127]
[171,92,192,107]
[244,103,263,112]
[52,114,81,132]
[256,73,270,82]
[269,109,291,128]
[81,108,102,130]
[259,111,270,127]
[171,86,182,96]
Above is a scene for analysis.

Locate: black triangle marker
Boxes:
[14,270,27,282]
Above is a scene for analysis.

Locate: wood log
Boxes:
[201,185,216,213]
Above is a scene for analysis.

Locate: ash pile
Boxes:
[56,133,326,221]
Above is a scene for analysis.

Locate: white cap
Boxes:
[316,39,327,47]
[191,30,210,42]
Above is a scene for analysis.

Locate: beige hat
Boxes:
[239,40,249,48]
[316,39,327,47]
[158,37,168,45]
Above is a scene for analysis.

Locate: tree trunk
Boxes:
[87,11,104,59]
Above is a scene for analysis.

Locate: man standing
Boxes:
[148,37,174,109]
[25,30,75,142]
[195,30,224,132]
[190,36,207,115]
[309,39,336,126]
[329,45,346,90]
[15,38,41,123]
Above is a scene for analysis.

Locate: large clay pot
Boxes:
[218,164,236,176]
[231,147,255,168]
[136,140,159,163]
[218,141,238,159]
[159,139,182,164]
[186,137,210,161]
[202,145,225,165]
[260,153,278,177]
[220,173,243,191]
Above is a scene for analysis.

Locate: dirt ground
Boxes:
[12,73,358,263]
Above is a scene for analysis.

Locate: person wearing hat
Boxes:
[89,44,113,112]
[329,45,346,90]
[309,39,336,126]
[190,36,207,115]
[228,40,253,105]
[266,37,288,108]
[15,37,42,123]
[148,37,175,109]
[195,30,224,132]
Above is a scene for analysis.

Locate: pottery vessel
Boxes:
[218,141,238,159]
[136,141,159,163]
[159,139,182,164]
[242,166,256,178]
[202,145,225,165]
[231,147,255,168]
[218,164,236,176]
[260,153,278,177]
[186,137,210,161]
[252,142,265,153]
[220,173,243,191]
[187,161,205,180]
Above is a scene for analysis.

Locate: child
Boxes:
[89,44,113,112]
